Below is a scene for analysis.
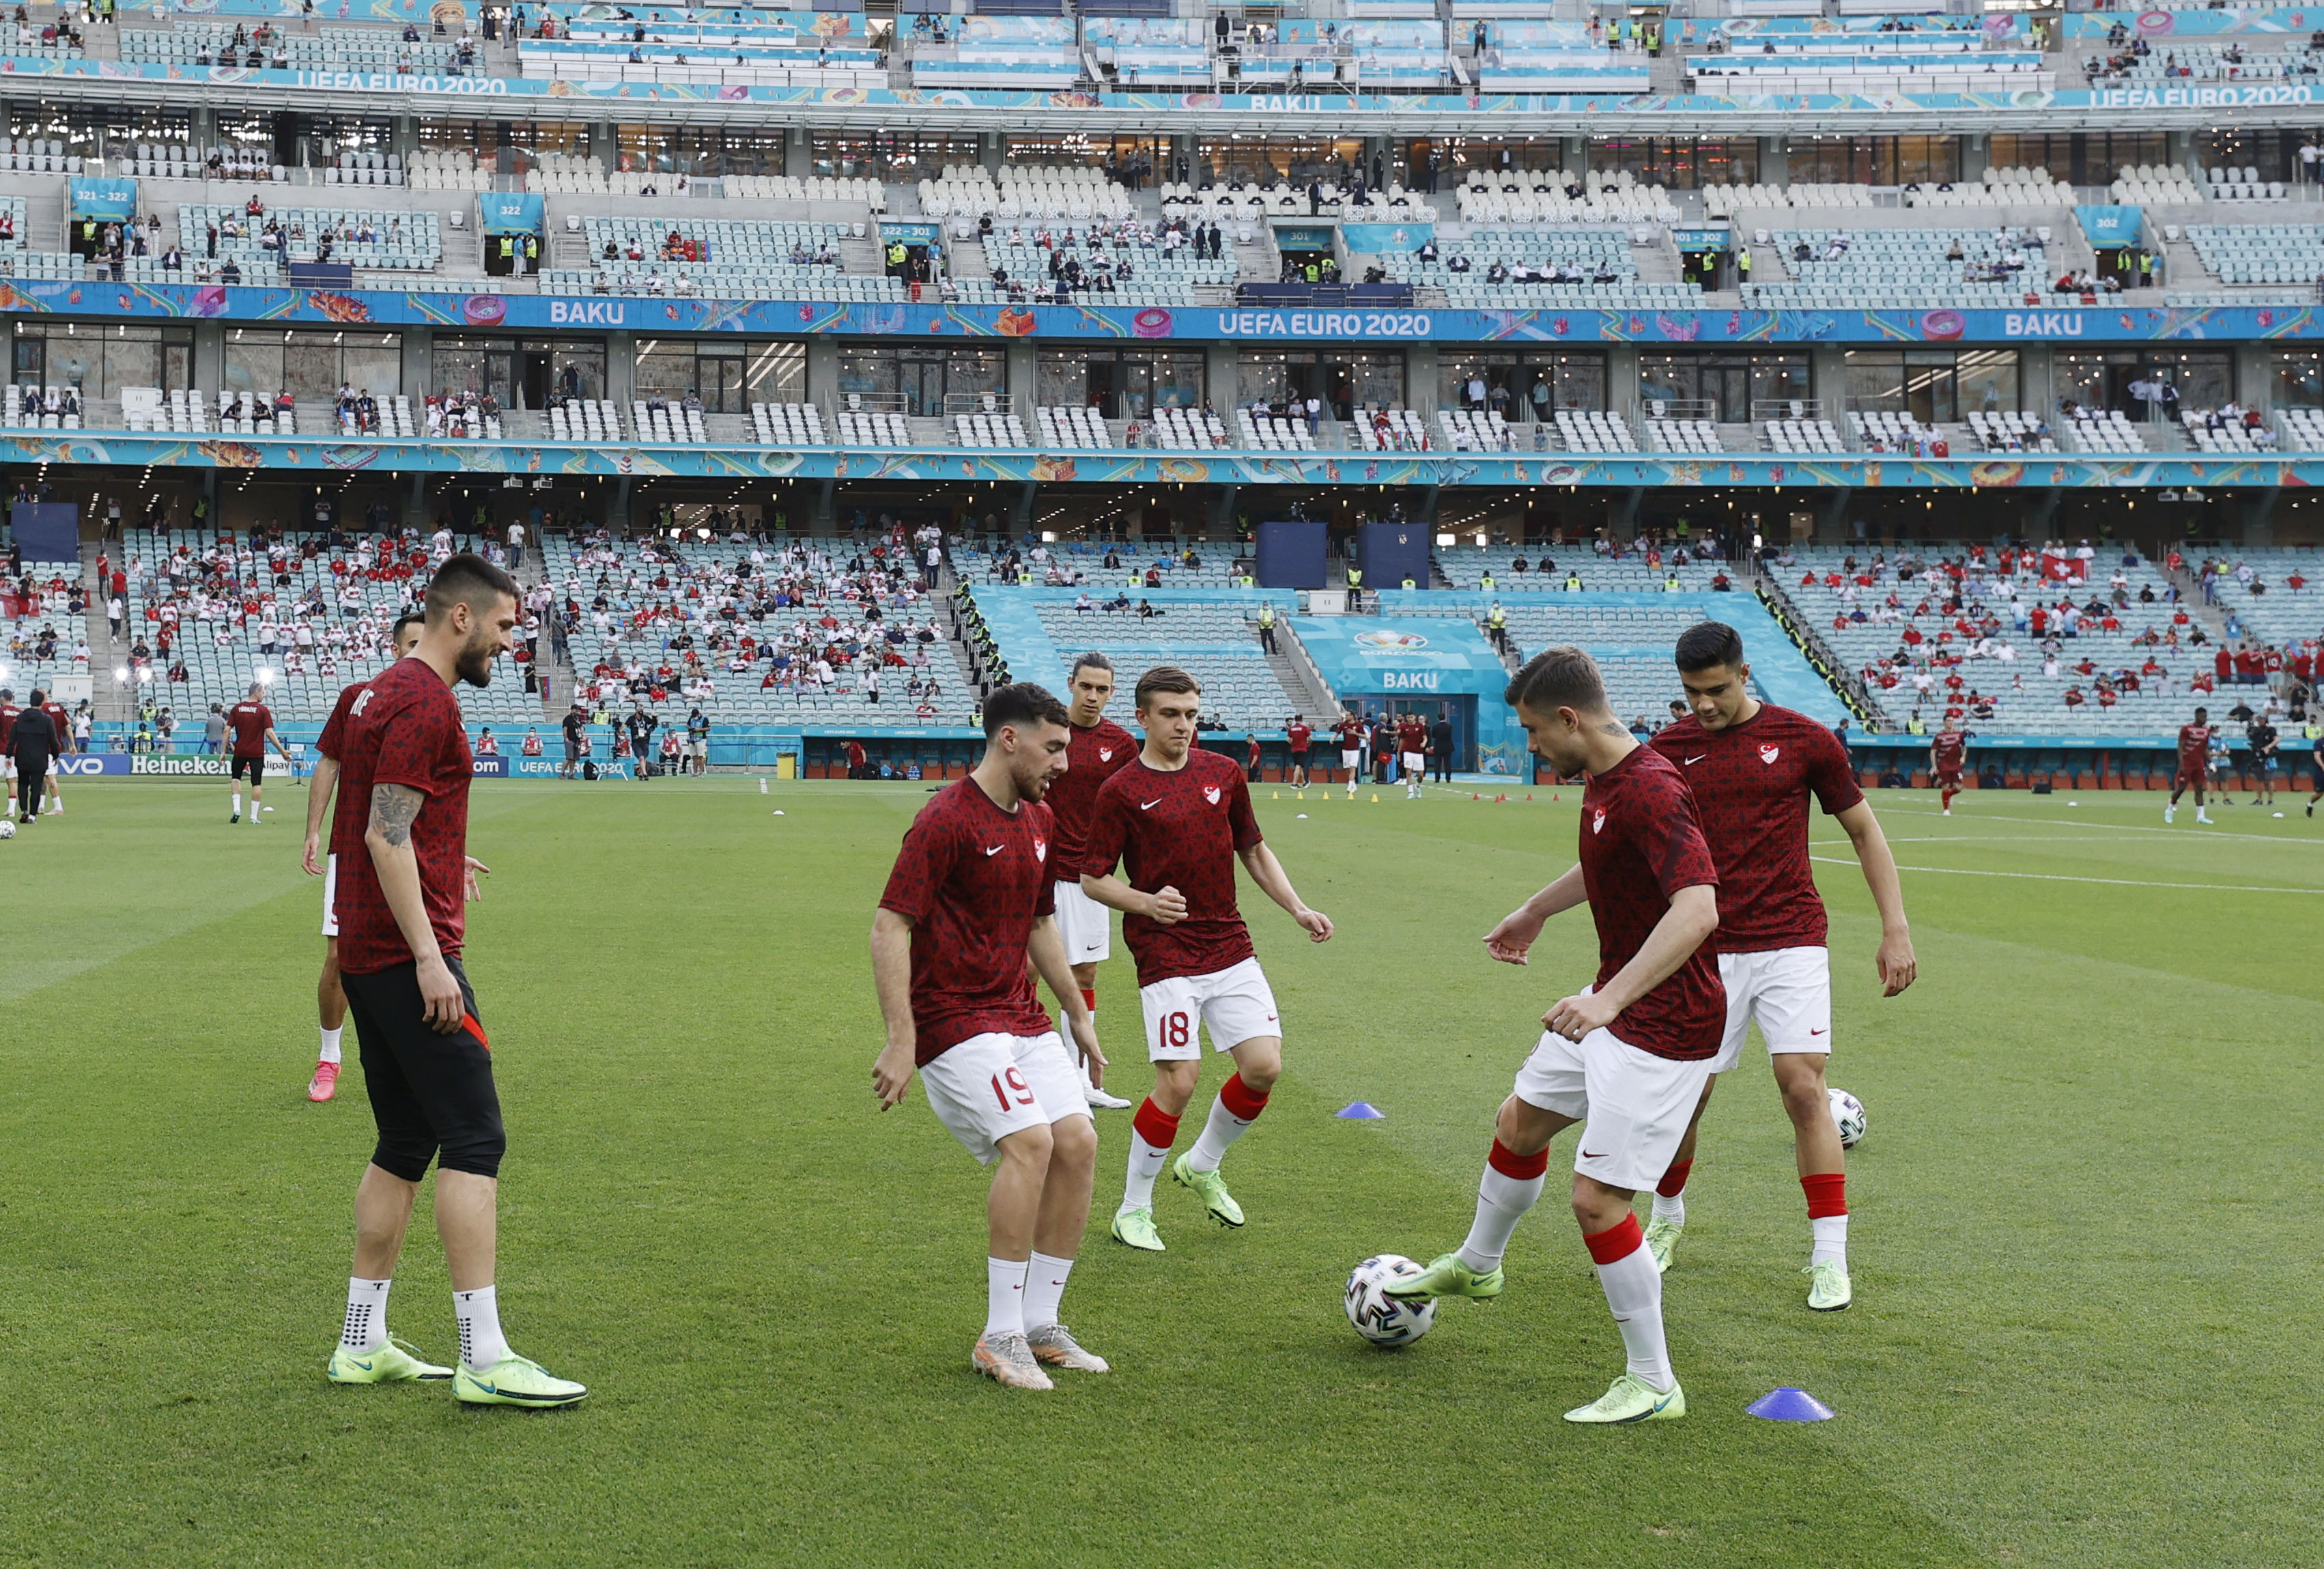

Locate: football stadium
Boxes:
[1,0,2321,1559]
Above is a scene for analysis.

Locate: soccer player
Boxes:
[303,612,426,1103]
[8,688,59,823]
[872,682,1109,1390]
[324,554,586,1408]
[0,687,18,817]
[1043,652,1138,1112]
[1398,710,1429,799]
[1286,714,1312,788]
[1389,647,1721,1424]
[1079,666,1333,1253]
[2308,728,2324,818]
[1334,709,1365,797]
[226,681,292,826]
[2166,707,2215,825]
[34,689,71,815]
[1643,623,1915,1312]
[1931,716,1968,817]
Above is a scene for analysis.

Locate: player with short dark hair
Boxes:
[302,612,426,1103]
[1391,647,1721,1424]
[2247,713,2279,808]
[9,686,59,823]
[1333,709,1365,796]
[1931,717,1968,817]
[1286,714,1312,788]
[324,553,582,1407]
[1044,651,1137,1112]
[1643,624,1915,1312]
[1079,666,1333,1254]
[2167,706,2215,825]
[0,687,20,817]
[872,681,1109,1389]
[1397,711,1429,800]
[227,681,292,826]
[32,688,72,816]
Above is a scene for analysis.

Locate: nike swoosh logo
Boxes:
[984,845,1006,856]
[1139,800,1160,810]
[1684,755,1707,765]
[347,1358,374,1372]
[1582,1150,1609,1159]
[1810,1028,1828,1036]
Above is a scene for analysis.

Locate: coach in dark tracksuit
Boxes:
[1430,715,1455,783]
[12,686,58,822]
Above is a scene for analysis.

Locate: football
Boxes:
[1828,1088,1867,1150]
[1344,1254,1436,1347]
[0,819,15,839]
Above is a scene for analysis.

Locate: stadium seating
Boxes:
[2185,224,2324,287]
[1746,228,2043,310]
[174,203,443,276]
[1433,547,1683,593]
[551,217,885,301]
[1023,598,1303,728]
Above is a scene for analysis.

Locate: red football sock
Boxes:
[1583,1213,1646,1265]
[1079,987,1096,1015]
[1131,1099,1180,1151]
[1488,1138,1550,1181]
[1217,1072,1269,1121]
[1656,1159,1694,1199]
[1802,1172,1847,1219]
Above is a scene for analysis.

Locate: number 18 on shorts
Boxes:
[1139,957,1280,1061]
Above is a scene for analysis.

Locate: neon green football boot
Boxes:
[1804,1260,1852,1312]
[1171,1153,1245,1228]
[326,1338,453,1385]
[453,1353,589,1408]
[1563,1372,1686,1424]
[1383,1251,1503,1301]
[1110,1206,1165,1252]
[1643,1213,1683,1275]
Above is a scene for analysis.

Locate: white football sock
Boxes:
[231,791,242,817]
[1651,1191,1686,1224]
[1455,1165,1545,1274]
[1182,1089,1259,1174]
[1120,1131,1172,1211]
[318,1026,343,1065]
[1021,1251,1074,1331]
[1594,1241,1674,1392]
[454,1285,510,1372]
[984,1256,1028,1338]
[1811,1213,1848,1268]
[340,1276,390,1353]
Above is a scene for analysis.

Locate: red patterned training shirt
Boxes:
[2178,723,2213,771]
[1081,747,1263,987]
[226,701,274,758]
[1651,704,1864,954]
[1931,730,1967,777]
[1042,716,1138,879]
[878,778,1059,1064]
[1578,745,1725,1061]
[318,677,380,860]
[330,658,475,976]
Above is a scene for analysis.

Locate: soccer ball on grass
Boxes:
[1828,1088,1867,1150]
[1344,1254,1436,1347]
[0,819,15,839]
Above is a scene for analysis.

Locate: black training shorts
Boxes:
[341,956,507,1181]
[231,754,265,784]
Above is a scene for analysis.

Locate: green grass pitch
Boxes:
[1,776,2319,1568]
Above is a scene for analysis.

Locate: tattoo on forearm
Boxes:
[369,782,423,847]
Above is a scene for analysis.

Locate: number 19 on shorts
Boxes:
[990,1066,1035,1110]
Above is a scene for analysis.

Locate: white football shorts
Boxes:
[1400,750,1425,774]
[1339,748,1361,770]
[322,851,339,937]
[1140,956,1280,1061]
[1,757,13,779]
[1710,946,1832,1074]
[1512,1013,1713,1193]
[1052,877,1111,964]
[919,1030,1086,1166]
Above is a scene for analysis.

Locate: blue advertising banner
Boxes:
[2077,205,2144,250]
[1341,222,1434,254]
[1290,614,1529,775]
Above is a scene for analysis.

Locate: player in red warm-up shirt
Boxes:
[2166,706,2215,825]
[225,681,291,826]
[1397,712,1430,799]
[1040,651,1138,1110]
[1079,665,1333,1254]
[1333,711,1367,795]
[873,682,1104,1390]
[1285,716,1313,788]
[1930,719,1968,816]
[300,612,424,1103]
[1642,623,1915,1313]
[323,554,586,1411]
[1391,647,1720,1425]
[0,688,19,817]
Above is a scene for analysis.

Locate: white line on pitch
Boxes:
[1806,854,2322,894]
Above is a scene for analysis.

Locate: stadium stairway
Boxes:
[507,551,576,719]
[81,536,129,723]
[1266,621,1340,719]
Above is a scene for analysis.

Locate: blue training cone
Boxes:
[1746,1387,1835,1422]
[1335,1102,1386,1120]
